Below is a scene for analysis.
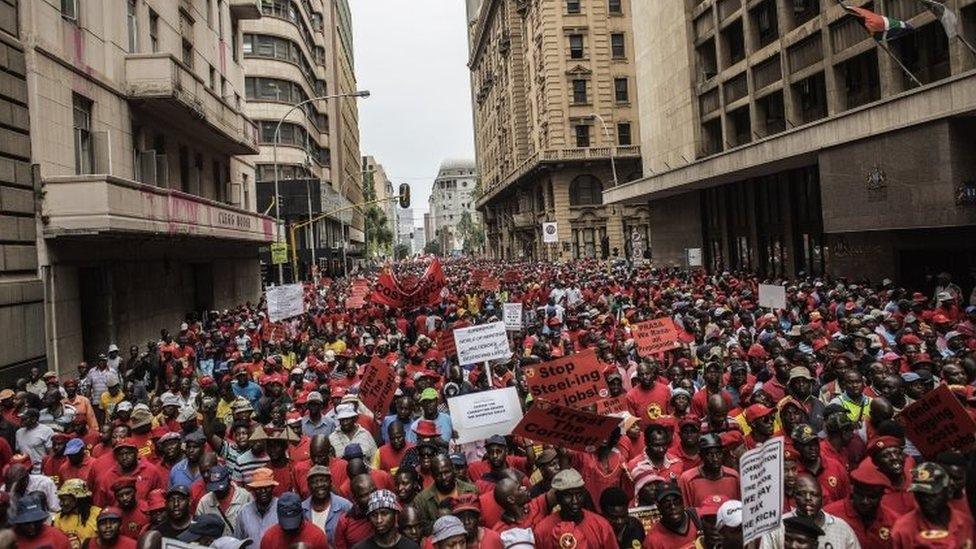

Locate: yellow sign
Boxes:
[270,242,288,265]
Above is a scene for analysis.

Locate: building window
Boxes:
[149,9,159,52]
[209,65,216,90]
[572,79,588,103]
[611,33,626,58]
[206,0,213,25]
[614,78,629,102]
[73,94,94,175]
[218,0,225,40]
[575,125,590,147]
[569,35,584,59]
[182,40,194,68]
[569,175,602,206]
[61,0,78,21]
[617,122,632,146]
[232,19,239,60]
[608,0,622,14]
[567,0,581,14]
[127,0,139,52]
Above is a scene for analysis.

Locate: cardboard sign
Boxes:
[512,399,619,452]
[523,349,609,408]
[595,395,628,415]
[447,387,524,444]
[629,506,660,534]
[438,329,457,358]
[898,383,976,457]
[453,321,511,365]
[481,277,500,291]
[503,303,523,331]
[740,438,784,545]
[357,357,398,416]
[266,284,305,322]
[686,248,702,267]
[758,284,787,310]
[346,279,371,309]
[633,317,681,357]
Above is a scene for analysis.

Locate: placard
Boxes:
[629,506,660,533]
[447,387,524,444]
[512,399,619,452]
[898,383,976,457]
[503,303,523,331]
[523,349,609,408]
[633,317,681,357]
[758,284,787,310]
[453,321,511,365]
[482,277,500,292]
[740,438,783,545]
[542,222,558,243]
[357,357,398,416]
[270,242,288,265]
[438,329,457,358]
[594,395,628,415]
[266,284,305,322]
[686,248,702,267]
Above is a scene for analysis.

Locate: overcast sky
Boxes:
[350,1,475,227]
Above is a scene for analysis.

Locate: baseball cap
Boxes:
[306,391,324,403]
[790,424,819,445]
[205,465,232,492]
[178,514,227,543]
[715,500,743,529]
[366,489,402,515]
[788,367,813,382]
[418,388,439,401]
[551,468,584,491]
[97,507,123,523]
[64,438,85,456]
[342,443,365,460]
[277,492,304,531]
[485,434,507,447]
[307,465,331,479]
[909,462,950,494]
[335,404,358,420]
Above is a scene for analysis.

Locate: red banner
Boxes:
[481,278,500,292]
[503,270,521,283]
[357,357,399,416]
[523,349,609,408]
[633,317,681,357]
[346,278,371,309]
[513,399,620,452]
[370,259,447,309]
[898,384,976,457]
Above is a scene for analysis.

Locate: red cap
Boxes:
[199,375,216,388]
[114,438,138,450]
[678,415,701,429]
[745,404,775,424]
[720,430,744,449]
[912,292,927,303]
[111,476,138,491]
[866,436,902,457]
[899,334,922,347]
[330,386,345,399]
[52,432,73,442]
[850,461,892,488]
[149,426,169,440]
[139,489,167,513]
[452,494,481,514]
[933,314,950,324]
[747,344,768,359]
[412,419,441,438]
[697,494,729,516]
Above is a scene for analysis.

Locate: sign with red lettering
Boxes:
[633,317,681,357]
[346,278,371,309]
[357,357,398,416]
[438,329,457,358]
[513,399,620,452]
[471,269,489,283]
[523,349,609,408]
[481,277,500,291]
[897,384,976,457]
[595,395,628,415]
[371,259,446,309]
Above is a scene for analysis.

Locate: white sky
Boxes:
[350,1,476,228]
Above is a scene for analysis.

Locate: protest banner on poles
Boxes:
[632,317,681,357]
[503,303,523,331]
[453,321,511,365]
[758,284,787,310]
[523,349,609,408]
[512,399,619,452]
[266,284,305,322]
[481,277,500,292]
[357,357,398,416]
[898,383,976,456]
[371,258,446,309]
[740,438,784,545]
[447,387,523,444]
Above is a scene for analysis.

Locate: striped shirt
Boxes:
[221,444,270,483]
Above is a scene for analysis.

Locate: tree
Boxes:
[424,239,443,256]
[394,243,411,260]
[360,164,393,257]
[456,211,486,255]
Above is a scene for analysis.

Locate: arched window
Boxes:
[569,175,603,206]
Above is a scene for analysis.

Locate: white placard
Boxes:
[266,283,305,322]
[162,538,209,549]
[740,438,783,545]
[758,283,787,310]
[686,248,703,267]
[447,387,523,444]
[453,321,511,365]
[542,222,558,243]
[503,303,523,331]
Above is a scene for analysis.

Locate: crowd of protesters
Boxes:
[0,257,975,549]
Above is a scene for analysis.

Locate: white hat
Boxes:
[715,500,743,529]
[116,401,133,413]
[177,406,197,423]
[306,391,324,403]
[324,350,336,362]
[161,394,181,408]
[108,344,119,353]
[335,403,358,420]
[290,367,304,375]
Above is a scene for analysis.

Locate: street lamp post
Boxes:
[272,90,370,284]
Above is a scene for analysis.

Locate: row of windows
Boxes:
[257,120,330,166]
[244,77,329,131]
[570,78,629,104]
[257,163,313,182]
[243,34,325,95]
[571,122,632,148]
[568,33,626,59]
[260,0,325,64]
[566,0,623,15]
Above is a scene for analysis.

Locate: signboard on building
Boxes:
[542,222,558,243]
[686,248,703,267]
[270,242,288,265]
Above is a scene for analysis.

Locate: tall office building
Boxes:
[428,158,480,254]
[18,0,269,370]
[609,0,976,287]
[244,0,364,277]
[363,155,397,258]
[467,0,646,260]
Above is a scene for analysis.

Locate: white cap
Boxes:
[335,403,358,419]
[108,344,119,353]
[715,500,743,529]
[177,406,197,423]
[116,401,133,413]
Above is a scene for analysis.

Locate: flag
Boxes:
[842,5,914,42]
[919,0,959,39]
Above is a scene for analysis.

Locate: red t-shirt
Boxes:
[337,469,395,500]
[91,460,166,508]
[59,456,95,486]
[643,519,699,549]
[890,507,975,549]
[261,522,329,549]
[797,456,850,505]
[270,462,300,497]
[88,535,138,549]
[678,466,740,507]
[626,384,672,422]
[532,510,616,549]
[490,495,549,532]
[15,525,72,549]
[376,442,413,474]
[823,498,897,549]
[334,512,373,549]
[118,506,149,540]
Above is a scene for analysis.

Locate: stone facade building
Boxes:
[612,0,976,291]
[428,158,480,254]
[467,0,646,261]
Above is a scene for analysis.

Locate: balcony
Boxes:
[41,175,274,243]
[124,54,259,155]
[511,212,535,229]
[229,0,262,20]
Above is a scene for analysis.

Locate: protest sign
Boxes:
[512,399,619,452]
[346,279,371,309]
[633,317,681,357]
[357,358,398,416]
[471,269,489,283]
[503,270,521,283]
[542,222,558,243]
[740,438,783,545]
[481,277,500,292]
[595,395,628,415]
[453,321,511,365]
[371,258,446,309]
[438,329,457,358]
[523,349,609,408]
[503,303,523,331]
[758,284,787,310]
[266,284,305,322]
[629,506,660,534]
[447,387,524,444]
[898,383,976,457]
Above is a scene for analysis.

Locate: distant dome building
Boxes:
[428,159,481,254]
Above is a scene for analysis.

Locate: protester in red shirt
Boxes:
[643,483,699,548]
[451,494,504,549]
[87,507,137,549]
[10,494,72,549]
[375,422,413,475]
[678,434,740,506]
[790,423,850,505]
[532,469,616,549]
[891,462,975,549]
[626,363,671,422]
[110,476,150,540]
[90,438,166,508]
[823,460,897,549]
[261,492,329,548]
[335,473,378,549]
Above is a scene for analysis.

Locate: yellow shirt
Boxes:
[330,340,347,354]
[99,391,125,415]
[216,397,236,424]
[54,507,101,549]
[281,351,298,369]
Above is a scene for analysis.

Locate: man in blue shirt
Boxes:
[407,388,452,444]
[169,431,206,489]
[301,465,352,541]
[380,395,415,445]
[231,366,262,407]
[301,391,336,438]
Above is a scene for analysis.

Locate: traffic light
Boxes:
[398,183,411,209]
